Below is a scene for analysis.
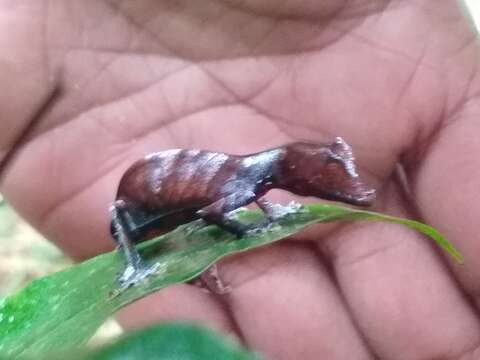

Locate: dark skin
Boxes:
[2,1,480,359]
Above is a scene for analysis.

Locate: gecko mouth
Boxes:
[336,188,376,207]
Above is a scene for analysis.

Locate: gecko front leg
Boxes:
[197,191,257,237]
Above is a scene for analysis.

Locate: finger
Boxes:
[323,182,480,359]
[117,284,237,336]
[216,242,374,360]
[411,100,480,301]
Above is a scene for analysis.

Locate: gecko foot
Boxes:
[192,264,232,295]
[203,264,232,295]
[117,262,161,289]
[267,201,303,221]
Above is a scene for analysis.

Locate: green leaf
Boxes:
[0,204,462,358]
[85,322,260,360]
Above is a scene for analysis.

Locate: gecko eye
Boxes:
[322,161,352,185]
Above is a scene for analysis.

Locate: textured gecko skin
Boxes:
[110,138,376,286]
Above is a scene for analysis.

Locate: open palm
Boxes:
[2,1,480,359]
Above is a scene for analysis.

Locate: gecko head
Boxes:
[309,137,375,206]
[283,138,376,207]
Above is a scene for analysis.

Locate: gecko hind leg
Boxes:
[110,200,160,289]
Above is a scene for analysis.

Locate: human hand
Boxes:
[1,1,480,358]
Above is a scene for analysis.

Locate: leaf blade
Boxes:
[0,204,462,358]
